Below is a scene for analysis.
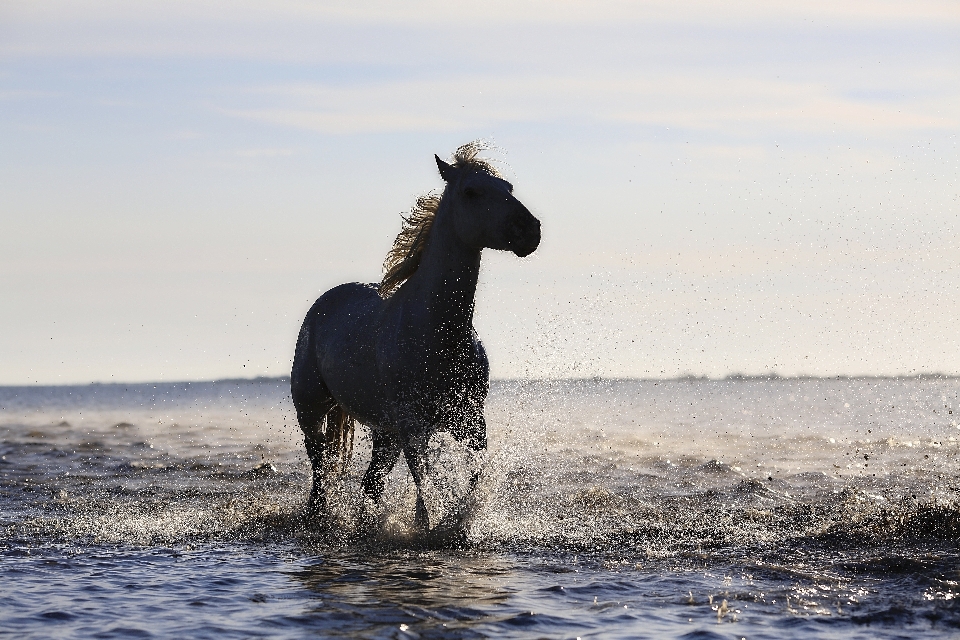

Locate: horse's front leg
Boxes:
[361,430,402,505]
[401,432,432,532]
[455,411,487,493]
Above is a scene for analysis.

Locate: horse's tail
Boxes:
[325,403,355,472]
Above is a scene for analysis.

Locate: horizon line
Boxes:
[2,372,959,389]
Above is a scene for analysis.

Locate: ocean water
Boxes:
[2,377,960,638]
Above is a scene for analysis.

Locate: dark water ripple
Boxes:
[3,543,960,639]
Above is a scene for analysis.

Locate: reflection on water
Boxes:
[292,551,515,636]
[4,543,959,638]
[1,377,959,637]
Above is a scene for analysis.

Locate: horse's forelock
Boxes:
[451,140,501,178]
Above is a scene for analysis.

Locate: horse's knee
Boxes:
[294,385,337,461]
[362,434,402,502]
[303,431,326,465]
[361,458,386,498]
[402,439,428,483]
[361,471,386,502]
[305,442,329,517]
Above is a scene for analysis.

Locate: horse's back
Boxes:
[308,282,380,327]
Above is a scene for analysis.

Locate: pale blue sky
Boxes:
[1,1,958,384]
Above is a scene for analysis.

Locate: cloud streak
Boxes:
[4,0,959,58]
[221,73,958,137]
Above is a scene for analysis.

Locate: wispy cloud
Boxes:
[223,108,464,135]
[3,0,958,58]
[219,73,959,136]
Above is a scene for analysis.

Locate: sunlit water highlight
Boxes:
[2,377,960,638]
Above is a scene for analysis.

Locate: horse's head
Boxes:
[436,155,541,257]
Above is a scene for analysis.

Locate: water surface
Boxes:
[2,377,959,638]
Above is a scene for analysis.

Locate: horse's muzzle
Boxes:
[508,211,541,257]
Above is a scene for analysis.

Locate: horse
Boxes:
[291,142,541,531]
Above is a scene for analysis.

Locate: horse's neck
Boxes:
[404,203,480,336]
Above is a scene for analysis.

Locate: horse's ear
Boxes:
[435,155,456,182]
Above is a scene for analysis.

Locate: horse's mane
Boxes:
[378,141,501,298]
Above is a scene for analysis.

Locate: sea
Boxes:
[2,376,959,639]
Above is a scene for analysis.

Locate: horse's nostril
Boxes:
[509,214,540,257]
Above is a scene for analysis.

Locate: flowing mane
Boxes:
[378,141,501,297]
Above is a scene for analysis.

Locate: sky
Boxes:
[1,0,958,384]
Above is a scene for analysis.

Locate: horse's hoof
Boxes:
[413,497,430,533]
[426,518,469,547]
[414,518,430,536]
[302,511,326,528]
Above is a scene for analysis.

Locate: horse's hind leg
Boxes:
[291,317,337,518]
[295,402,334,518]
[291,364,335,517]
[402,437,431,532]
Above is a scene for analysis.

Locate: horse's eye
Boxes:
[463,186,481,199]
